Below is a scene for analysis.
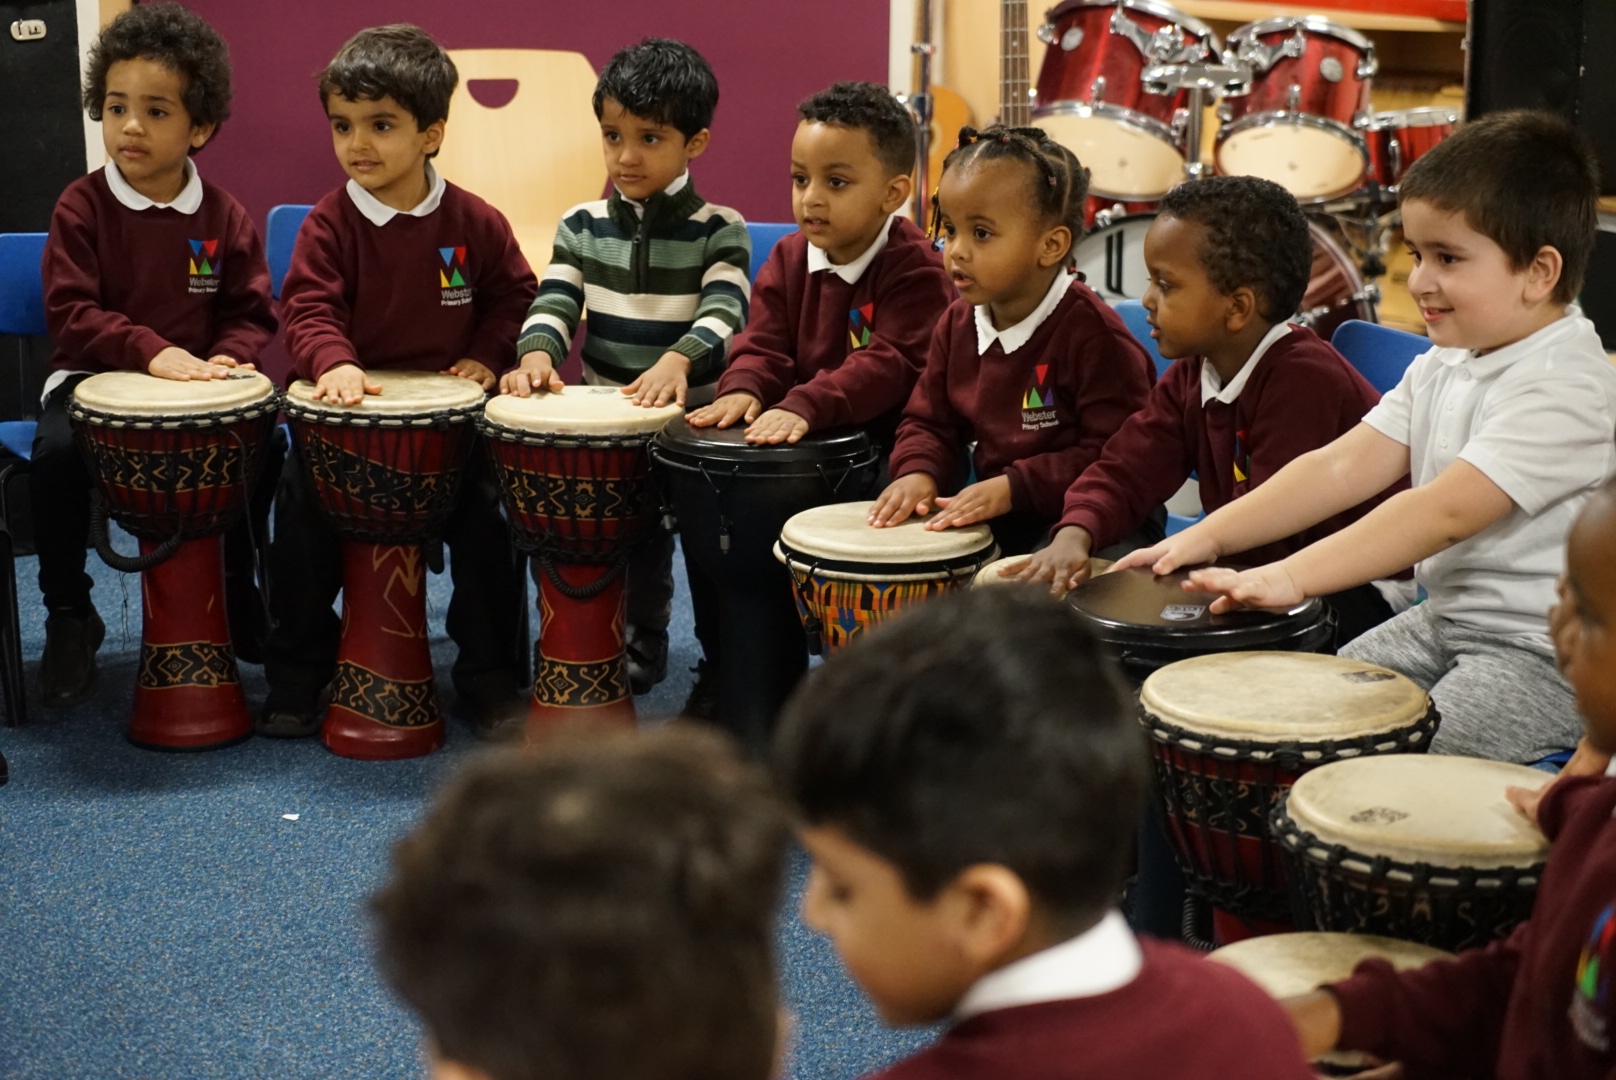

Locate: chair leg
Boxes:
[0,524,25,727]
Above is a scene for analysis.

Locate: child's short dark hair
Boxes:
[372,727,790,1080]
[773,588,1146,925]
[1400,109,1599,305]
[1156,175,1311,323]
[798,81,918,178]
[82,2,233,144]
[935,125,1090,267]
[319,25,457,146]
[592,38,719,139]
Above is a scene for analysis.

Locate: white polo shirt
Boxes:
[1362,306,1616,646]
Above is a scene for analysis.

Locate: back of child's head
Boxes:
[1156,175,1311,324]
[82,2,232,141]
[592,38,719,139]
[319,25,457,144]
[935,125,1090,264]
[1400,109,1598,305]
[773,587,1146,927]
[372,726,790,1080]
[798,81,918,179]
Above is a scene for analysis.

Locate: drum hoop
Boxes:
[1047,0,1217,44]
[1033,100,1178,145]
[476,414,658,450]
[67,391,282,431]
[1270,803,1546,889]
[1142,704,1439,765]
[650,440,882,481]
[1367,107,1462,130]
[282,397,485,429]
[1228,15,1376,57]
[1217,113,1368,203]
[775,538,999,583]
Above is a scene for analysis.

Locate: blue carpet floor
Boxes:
[0,534,930,1078]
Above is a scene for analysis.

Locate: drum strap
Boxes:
[88,492,183,573]
[535,551,629,602]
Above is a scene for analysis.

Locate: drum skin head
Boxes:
[1284,756,1552,869]
[652,414,874,463]
[1217,122,1366,203]
[74,370,274,414]
[1209,932,1450,999]
[1140,652,1430,741]
[1036,112,1186,201]
[287,370,484,415]
[1067,566,1317,635]
[973,554,1112,587]
[779,500,994,564]
[483,385,681,435]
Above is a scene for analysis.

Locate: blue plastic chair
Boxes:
[744,222,797,285]
[1114,298,1171,377]
[266,204,314,300]
[1330,319,1428,395]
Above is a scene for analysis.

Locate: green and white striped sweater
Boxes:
[516,179,751,386]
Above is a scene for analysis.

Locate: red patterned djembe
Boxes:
[283,371,484,760]
[69,371,280,750]
[479,386,681,730]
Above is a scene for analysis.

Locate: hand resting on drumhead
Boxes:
[925,474,1011,530]
[744,407,810,444]
[1008,525,1094,596]
[444,357,495,392]
[147,346,253,381]
[868,472,938,527]
[620,349,690,408]
[313,361,382,405]
[686,390,762,429]
[499,352,565,397]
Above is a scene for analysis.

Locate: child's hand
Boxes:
[499,353,565,398]
[927,475,1012,530]
[1280,990,1343,1062]
[688,392,762,429]
[206,354,255,372]
[314,362,382,405]
[869,473,939,528]
[1110,525,1222,576]
[1507,736,1610,824]
[745,408,810,444]
[1185,562,1304,614]
[622,351,690,408]
[1009,526,1094,596]
[445,358,495,392]
[149,347,236,381]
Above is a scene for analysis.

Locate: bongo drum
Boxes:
[480,387,682,728]
[971,554,1111,587]
[70,371,279,750]
[283,371,485,760]
[1272,755,1552,952]
[774,501,997,654]
[1141,652,1437,935]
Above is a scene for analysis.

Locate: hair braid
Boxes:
[929,123,1091,267]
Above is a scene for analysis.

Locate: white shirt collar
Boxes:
[345,161,446,226]
[974,270,1072,356]
[1437,304,1584,373]
[806,212,897,284]
[1604,753,1616,778]
[953,911,1143,1022]
[105,159,203,214]
[1200,321,1294,406]
[619,170,690,219]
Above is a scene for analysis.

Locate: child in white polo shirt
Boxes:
[1114,110,1616,765]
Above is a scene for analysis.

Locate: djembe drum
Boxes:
[971,554,1112,587]
[283,371,484,759]
[69,371,280,750]
[480,387,682,728]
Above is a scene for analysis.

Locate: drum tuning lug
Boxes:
[661,509,677,533]
[1216,102,1233,123]
[1036,21,1056,45]
[1090,76,1107,103]
[719,517,732,554]
[1286,84,1302,112]
[804,623,824,657]
[1108,4,1155,59]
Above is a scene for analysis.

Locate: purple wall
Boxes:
[184,0,890,231]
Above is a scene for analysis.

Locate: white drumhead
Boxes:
[287,370,485,415]
[73,370,274,415]
[483,385,682,436]
[1218,123,1366,202]
[1072,213,1156,303]
[1038,113,1186,201]
[1284,755,1552,869]
[973,554,1111,587]
[1210,932,1450,999]
[778,501,995,567]
[1140,652,1430,742]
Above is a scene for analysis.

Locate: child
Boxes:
[772,587,1314,1080]
[263,25,537,739]
[1115,111,1616,766]
[36,2,276,705]
[505,38,750,695]
[1281,477,1616,1079]
[869,125,1155,557]
[1012,175,1400,644]
[372,725,791,1080]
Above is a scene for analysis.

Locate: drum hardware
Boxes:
[1228,19,1376,81]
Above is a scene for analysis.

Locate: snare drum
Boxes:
[481,387,682,728]
[1363,107,1459,191]
[1142,652,1436,932]
[1218,17,1376,203]
[1273,755,1551,951]
[283,371,485,760]
[1034,0,1220,200]
[70,371,280,750]
[774,501,997,654]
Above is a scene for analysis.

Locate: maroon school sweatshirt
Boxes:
[1330,772,1616,1080]
[42,168,276,372]
[714,216,954,430]
[887,282,1154,522]
[281,181,536,381]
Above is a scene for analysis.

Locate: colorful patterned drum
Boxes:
[480,387,682,729]
[284,371,485,760]
[774,501,997,654]
[70,370,280,750]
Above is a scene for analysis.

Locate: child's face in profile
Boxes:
[935,158,1070,326]
[100,57,214,201]
[598,97,707,203]
[1553,491,1616,755]
[326,93,444,211]
[791,121,907,265]
[1140,215,1232,360]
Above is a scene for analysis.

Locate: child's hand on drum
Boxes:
[148,347,236,381]
[869,473,938,527]
[744,408,809,444]
[206,354,254,372]
[1187,563,1305,614]
[500,353,564,398]
[1507,736,1611,824]
[927,475,1011,530]
[688,392,761,429]
[445,358,495,392]
[314,362,382,405]
[1011,526,1094,596]
[1280,989,1344,1062]
[1111,523,1221,577]
[622,351,689,408]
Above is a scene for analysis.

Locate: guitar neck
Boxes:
[999,0,1031,127]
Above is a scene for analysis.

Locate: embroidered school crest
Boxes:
[439,245,472,307]
[1233,428,1251,483]
[187,239,219,295]
[848,303,874,350]
[1021,363,1057,431]
[1571,901,1616,1053]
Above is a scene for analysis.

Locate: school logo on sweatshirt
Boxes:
[188,239,220,295]
[439,246,472,307]
[1021,363,1058,431]
[848,304,874,350]
[1571,901,1616,1053]
[1233,428,1251,484]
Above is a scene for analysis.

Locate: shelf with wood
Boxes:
[1172,1,1464,34]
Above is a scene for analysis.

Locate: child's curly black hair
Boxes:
[797,81,917,178]
[933,125,1091,267]
[1157,175,1312,323]
[318,24,458,146]
[82,2,233,144]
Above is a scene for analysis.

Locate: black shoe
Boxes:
[625,626,669,695]
[226,579,269,666]
[39,609,105,707]
[256,706,322,739]
[460,672,528,743]
[679,659,718,722]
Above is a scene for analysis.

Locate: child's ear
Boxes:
[685,128,711,160]
[1223,285,1259,333]
[188,122,217,151]
[1523,244,1564,304]
[421,118,447,157]
[879,171,914,216]
[1039,224,1073,270]
[941,863,1032,970]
